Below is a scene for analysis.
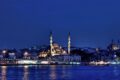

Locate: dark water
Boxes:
[0,65,120,80]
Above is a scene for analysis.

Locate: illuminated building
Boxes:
[8,52,16,59]
[1,49,8,58]
[39,32,72,57]
[51,43,67,55]
[2,50,7,54]
[107,40,120,51]
[23,51,31,59]
[49,32,71,56]
[38,51,48,58]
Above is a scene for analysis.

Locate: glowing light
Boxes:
[24,52,29,56]
[9,53,15,56]
[89,61,109,65]
[18,60,37,64]
[24,65,29,69]
[40,61,49,64]
[2,50,7,54]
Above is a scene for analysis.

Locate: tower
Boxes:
[68,32,71,54]
[50,32,54,55]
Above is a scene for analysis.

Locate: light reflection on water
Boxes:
[1,66,7,80]
[0,65,120,80]
[49,65,57,80]
[23,66,29,80]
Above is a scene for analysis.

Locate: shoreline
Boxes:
[0,59,120,66]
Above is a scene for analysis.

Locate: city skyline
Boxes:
[0,31,119,49]
[0,0,120,48]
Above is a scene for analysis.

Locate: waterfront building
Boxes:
[107,40,120,51]
[1,49,8,58]
[49,32,67,56]
[52,43,67,55]
[38,51,48,58]
[63,55,81,62]
[8,52,16,59]
[50,55,81,62]
[107,40,120,60]
[23,51,31,59]
[7,49,18,59]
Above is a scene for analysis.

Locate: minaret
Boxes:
[50,32,54,55]
[68,32,71,54]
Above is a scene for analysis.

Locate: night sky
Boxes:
[0,0,120,49]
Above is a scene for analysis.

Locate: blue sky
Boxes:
[0,0,120,49]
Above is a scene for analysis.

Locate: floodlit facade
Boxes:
[50,32,70,56]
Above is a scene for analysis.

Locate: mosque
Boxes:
[39,32,71,58]
[50,32,71,56]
